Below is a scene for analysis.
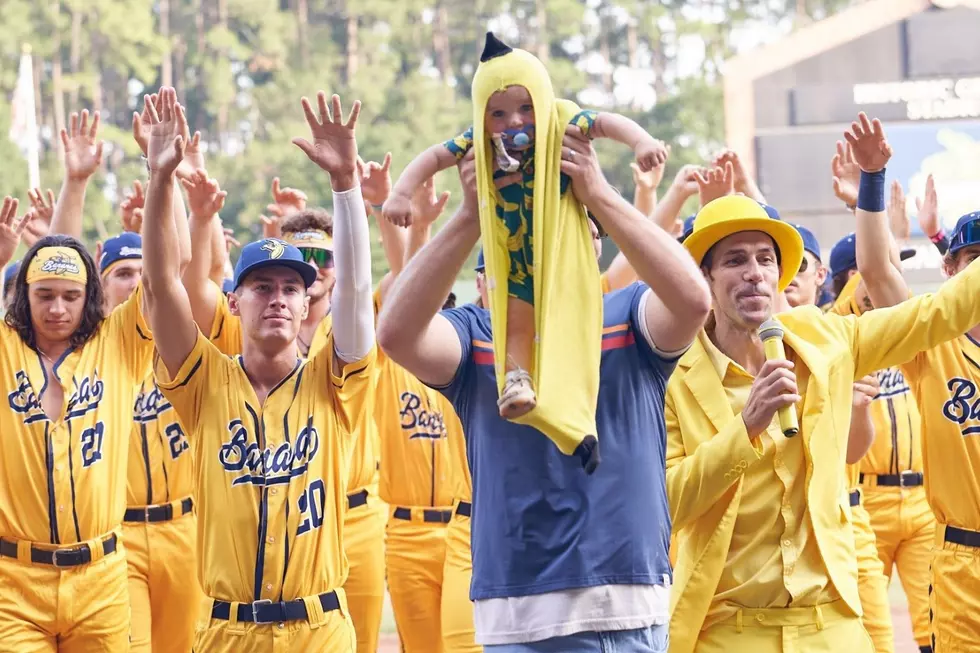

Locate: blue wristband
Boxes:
[857,169,886,213]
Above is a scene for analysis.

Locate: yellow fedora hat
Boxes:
[684,195,804,292]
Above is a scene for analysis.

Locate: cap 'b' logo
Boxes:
[261,239,287,259]
[41,253,80,276]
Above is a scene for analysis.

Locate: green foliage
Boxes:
[0,0,862,282]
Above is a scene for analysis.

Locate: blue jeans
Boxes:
[485,624,669,653]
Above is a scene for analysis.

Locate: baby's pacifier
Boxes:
[501,126,534,151]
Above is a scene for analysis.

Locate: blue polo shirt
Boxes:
[439,282,676,600]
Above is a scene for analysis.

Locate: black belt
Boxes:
[456,501,471,518]
[124,498,194,523]
[0,533,117,567]
[859,472,924,487]
[944,525,980,549]
[849,490,860,507]
[393,507,452,524]
[347,489,368,510]
[211,591,340,624]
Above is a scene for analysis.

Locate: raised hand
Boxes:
[132,93,160,156]
[831,141,861,207]
[292,92,360,184]
[120,180,146,234]
[410,176,451,229]
[358,153,393,208]
[671,164,703,198]
[713,149,759,197]
[145,87,187,177]
[180,170,227,220]
[267,177,307,218]
[631,146,668,191]
[0,197,31,268]
[915,174,940,238]
[888,180,910,241]
[20,210,49,248]
[843,112,892,174]
[852,374,880,408]
[61,110,104,181]
[223,227,241,252]
[695,162,734,207]
[176,130,205,181]
[634,137,669,172]
[27,188,55,226]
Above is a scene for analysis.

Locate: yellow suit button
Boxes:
[756,614,765,623]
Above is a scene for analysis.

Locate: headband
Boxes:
[26,247,88,286]
[286,229,333,251]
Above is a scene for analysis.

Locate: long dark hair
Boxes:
[4,235,106,350]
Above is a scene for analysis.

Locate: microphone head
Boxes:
[758,318,784,342]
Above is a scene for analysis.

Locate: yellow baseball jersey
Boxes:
[155,330,377,601]
[902,334,980,531]
[831,286,923,477]
[207,290,379,491]
[374,334,456,509]
[0,287,152,544]
[127,369,194,507]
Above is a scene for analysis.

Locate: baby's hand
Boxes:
[382,192,414,227]
[633,138,668,172]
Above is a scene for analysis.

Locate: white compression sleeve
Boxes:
[330,185,375,363]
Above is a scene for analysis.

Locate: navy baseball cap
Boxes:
[678,215,696,243]
[4,260,20,286]
[948,211,980,255]
[831,232,916,278]
[792,224,822,261]
[99,232,143,275]
[233,238,317,289]
[759,203,780,220]
[475,249,485,272]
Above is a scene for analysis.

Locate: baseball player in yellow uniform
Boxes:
[0,203,154,650]
[94,231,203,653]
[373,287,457,652]
[847,207,980,653]
[833,271,934,652]
[181,165,386,652]
[142,87,375,651]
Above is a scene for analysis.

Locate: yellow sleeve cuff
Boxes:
[156,330,209,389]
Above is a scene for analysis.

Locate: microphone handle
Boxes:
[761,336,800,437]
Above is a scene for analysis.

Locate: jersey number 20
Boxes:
[80,422,105,468]
[297,479,326,536]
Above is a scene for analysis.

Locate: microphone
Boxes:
[758,318,799,437]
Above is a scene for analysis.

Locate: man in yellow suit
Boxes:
[665,170,980,651]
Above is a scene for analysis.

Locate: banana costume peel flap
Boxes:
[471,33,602,457]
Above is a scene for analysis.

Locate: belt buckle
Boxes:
[900,471,915,487]
[250,599,276,625]
[52,548,75,568]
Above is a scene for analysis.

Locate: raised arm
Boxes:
[562,127,710,352]
[846,114,908,309]
[180,171,228,331]
[50,110,104,238]
[292,93,374,371]
[714,149,766,204]
[649,164,700,235]
[591,112,666,168]
[377,155,478,387]
[359,153,408,279]
[383,144,458,228]
[141,88,198,378]
[0,198,32,271]
[847,375,879,464]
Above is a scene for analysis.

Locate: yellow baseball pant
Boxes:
[386,505,450,653]
[695,600,875,652]
[0,534,129,652]
[342,487,386,653]
[852,494,895,653]
[191,591,356,652]
[442,503,481,653]
[929,524,980,653]
[862,485,935,648]
[124,504,202,653]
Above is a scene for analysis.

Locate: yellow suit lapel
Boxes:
[782,328,828,445]
[681,336,735,434]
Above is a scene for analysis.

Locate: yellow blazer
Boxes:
[664,256,980,653]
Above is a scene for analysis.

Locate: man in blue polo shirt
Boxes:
[378,129,711,651]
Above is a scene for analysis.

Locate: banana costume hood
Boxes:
[471,32,602,467]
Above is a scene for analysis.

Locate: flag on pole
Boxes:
[9,44,40,189]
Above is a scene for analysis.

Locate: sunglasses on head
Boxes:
[950,219,980,253]
[300,247,334,269]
